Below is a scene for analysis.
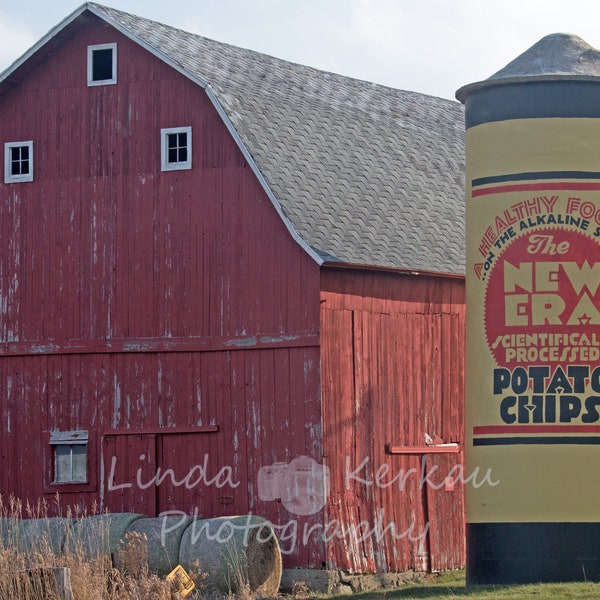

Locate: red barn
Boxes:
[0,3,466,579]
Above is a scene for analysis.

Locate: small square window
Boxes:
[161,127,192,171]
[4,141,33,183]
[87,43,117,86]
[50,430,88,484]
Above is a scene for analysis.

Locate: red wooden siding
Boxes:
[320,268,466,573]
[0,16,323,568]
[0,12,468,576]
[0,20,318,342]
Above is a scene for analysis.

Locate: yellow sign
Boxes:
[466,118,600,523]
[166,565,195,597]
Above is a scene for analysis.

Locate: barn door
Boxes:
[156,432,230,518]
[424,451,465,571]
[102,434,157,516]
[350,310,463,572]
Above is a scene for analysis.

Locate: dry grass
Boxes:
[335,570,600,600]
[0,495,206,600]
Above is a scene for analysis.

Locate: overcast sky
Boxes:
[1,0,600,101]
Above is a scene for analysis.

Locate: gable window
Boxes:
[161,127,192,171]
[4,141,33,183]
[87,43,117,86]
[50,430,88,484]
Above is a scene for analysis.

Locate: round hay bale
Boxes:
[67,513,146,558]
[18,518,72,554]
[119,514,193,576]
[0,517,24,549]
[178,515,282,596]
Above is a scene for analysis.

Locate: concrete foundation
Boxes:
[280,568,423,595]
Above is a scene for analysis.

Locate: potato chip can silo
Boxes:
[457,33,600,584]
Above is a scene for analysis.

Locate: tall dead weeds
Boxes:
[0,495,204,600]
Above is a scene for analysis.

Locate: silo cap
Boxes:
[456,33,600,102]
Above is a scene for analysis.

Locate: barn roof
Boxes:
[0,3,466,276]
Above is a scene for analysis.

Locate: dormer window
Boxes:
[4,141,33,183]
[87,43,117,86]
[161,127,192,171]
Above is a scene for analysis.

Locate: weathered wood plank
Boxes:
[320,268,465,573]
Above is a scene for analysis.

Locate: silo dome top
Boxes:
[456,33,600,102]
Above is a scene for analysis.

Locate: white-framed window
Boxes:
[161,127,192,171]
[87,43,117,86]
[50,430,88,484]
[4,141,33,183]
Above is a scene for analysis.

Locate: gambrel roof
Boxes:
[0,3,466,275]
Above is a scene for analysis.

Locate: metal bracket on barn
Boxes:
[385,443,460,454]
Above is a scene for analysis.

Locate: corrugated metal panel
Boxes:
[320,268,466,573]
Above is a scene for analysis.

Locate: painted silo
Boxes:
[457,34,600,584]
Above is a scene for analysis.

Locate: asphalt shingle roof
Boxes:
[15,3,469,275]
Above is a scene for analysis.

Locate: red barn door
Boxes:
[102,433,157,515]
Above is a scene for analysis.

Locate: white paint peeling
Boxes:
[259,334,301,344]
[196,382,202,426]
[30,344,59,353]
[89,401,98,427]
[303,357,316,377]
[226,336,257,348]
[5,269,19,342]
[107,299,112,338]
[92,210,98,264]
[305,422,323,455]
[99,451,105,510]
[166,400,175,427]
[220,277,224,336]
[112,373,122,429]
[137,385,147,420]
[249,404,260,449]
